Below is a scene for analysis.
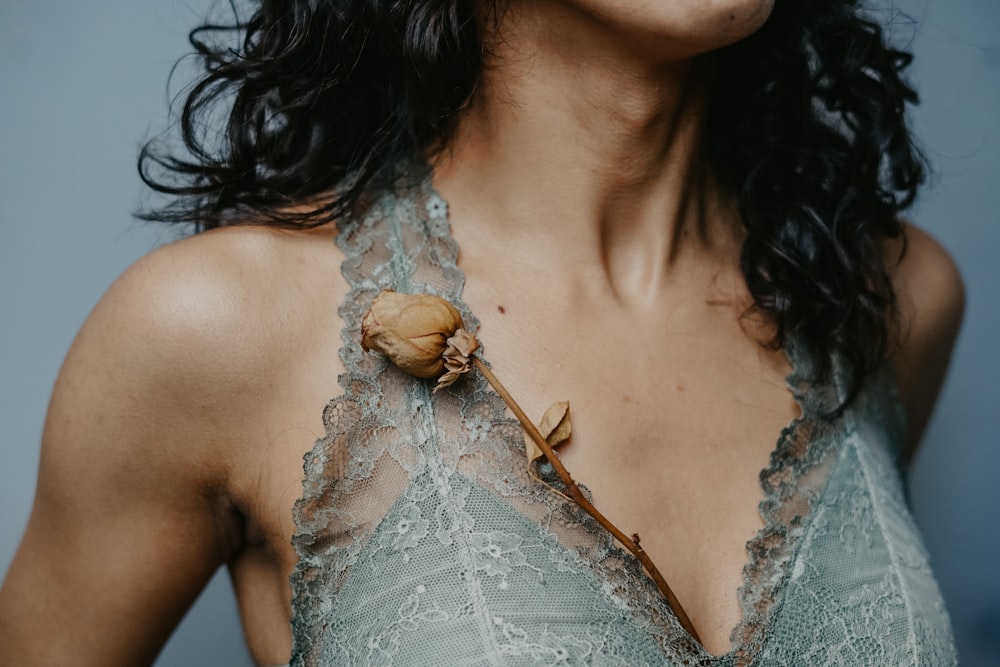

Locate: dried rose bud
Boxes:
[361,290,468,379]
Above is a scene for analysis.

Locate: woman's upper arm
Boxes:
[0,244,252,666]
[889,223,966,465]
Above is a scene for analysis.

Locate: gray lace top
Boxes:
[288,174,957,666]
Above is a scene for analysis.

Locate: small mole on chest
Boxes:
[497,305,506,314]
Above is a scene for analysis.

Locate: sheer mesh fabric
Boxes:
[288,171,956,666]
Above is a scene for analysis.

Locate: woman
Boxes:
[0,0,963,665]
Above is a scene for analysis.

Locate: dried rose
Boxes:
[359,291,692,637]
[361,290,469,379]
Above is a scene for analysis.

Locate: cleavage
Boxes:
[468,301,801,655]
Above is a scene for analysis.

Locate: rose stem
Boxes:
[470,356,700,644]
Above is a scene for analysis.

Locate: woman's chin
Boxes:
[550,0,777,59]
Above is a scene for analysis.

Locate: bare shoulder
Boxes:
[68,222,346,455]
[115,223,346,338]
[0,222,346,665]
[890,223,965,335]
[886,222,965,462]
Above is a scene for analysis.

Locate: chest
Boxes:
[226,195,951,664]
[236,275,803,658]
[272,327,954,665]
[457,292,803,653]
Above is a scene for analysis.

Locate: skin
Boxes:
[0,0,965,664]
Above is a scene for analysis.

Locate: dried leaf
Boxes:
[524,400,572,465]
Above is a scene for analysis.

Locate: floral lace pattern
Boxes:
[289,171,956,666]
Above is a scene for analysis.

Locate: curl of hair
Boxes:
[139,0,925,412]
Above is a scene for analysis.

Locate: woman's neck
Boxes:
[433,1,743,307]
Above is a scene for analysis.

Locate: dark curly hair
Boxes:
[139,0,925,412]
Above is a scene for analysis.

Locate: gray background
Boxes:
[0,1,996,665]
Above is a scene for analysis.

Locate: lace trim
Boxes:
[290,170,860,665]
[728,341,849,664]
